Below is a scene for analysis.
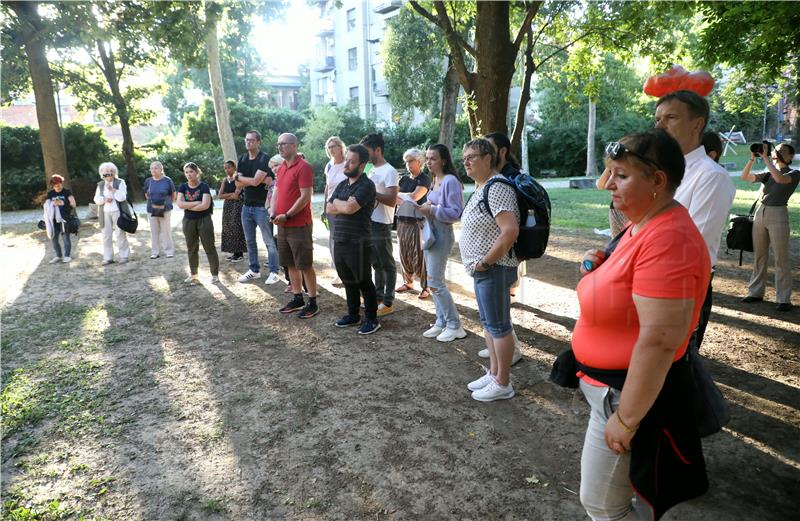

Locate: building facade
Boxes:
[310,0,403,122]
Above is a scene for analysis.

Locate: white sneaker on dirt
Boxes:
[436,327,467,342]
[478,346,522,365]
[264,272,280,285]
[62,257,72,263]
[471,379,515,402]
[467,369,495,391]
[49,257,62,264]
[211,275,220,284]
[238,270,260,283]
[423,325,444,338]
[184,275,199,284]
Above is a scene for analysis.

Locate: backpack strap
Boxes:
[480,176,516,216]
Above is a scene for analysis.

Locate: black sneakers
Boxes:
[298,302,320,319]
[280,297,305,314]
[358,319,381,335]
[335,314,360,327]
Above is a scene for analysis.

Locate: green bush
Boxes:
[153,142,225,190]
[1,167,46,211]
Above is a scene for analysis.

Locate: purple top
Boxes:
[427,174,464,223]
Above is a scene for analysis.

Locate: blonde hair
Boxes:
[150,161,164,171]
[403,148,424,163]
[269,154,284,171]
[98,162,118,178]
[325,136,346,159]
[183,162,202,176]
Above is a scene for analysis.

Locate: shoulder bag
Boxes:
[726,198,758,266]
[117,198,138,233]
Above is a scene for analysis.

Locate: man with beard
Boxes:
[325,144,381,335]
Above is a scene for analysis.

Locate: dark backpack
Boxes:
[481,174,551,260]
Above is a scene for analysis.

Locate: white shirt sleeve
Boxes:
[681,170,736,265]
[93,185,104,205]
[114,180,128,202]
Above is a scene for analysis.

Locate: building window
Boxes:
[349,86,359,104]
[348,48,357,70]
[347,8,356,31]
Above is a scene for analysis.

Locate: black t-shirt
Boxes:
[398,171,432,205]
[221,178,242,200]
[237,151,274,206]
[500,162,521,180]
[47,188,73,217]
[177,182,213,219]
[329,174,376,242]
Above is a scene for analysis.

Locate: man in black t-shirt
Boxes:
[234,130,280,284]
[326,144,380,335]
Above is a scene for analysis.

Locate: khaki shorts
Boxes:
[278,224,313,269]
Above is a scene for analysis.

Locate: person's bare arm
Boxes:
[236,170,268,187]
[761,151,793,185]
[375,186,399,206]
[605,295,695,453]
[475,211,519,270]
[397,185,428,205]
[328,196,361,216]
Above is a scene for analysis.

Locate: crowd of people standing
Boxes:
[41,88,798,520]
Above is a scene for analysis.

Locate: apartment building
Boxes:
[309,0,403,121]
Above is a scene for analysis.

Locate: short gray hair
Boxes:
[98,162,118,177]
[402,148,424,163]
[463,138,496,164]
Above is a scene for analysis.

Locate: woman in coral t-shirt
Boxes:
[572,129,711,520]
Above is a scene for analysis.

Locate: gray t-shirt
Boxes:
[754,167,800,206]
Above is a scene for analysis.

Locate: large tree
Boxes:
[693,1,800,144]
[2,2,70,187]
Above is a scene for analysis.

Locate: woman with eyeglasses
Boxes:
[458,138,519,401]
[93,162,131,265]
[417,144,464,343]
[176,162,219,284]
[395,147,431,299]
[322,136,347,273]
[574,128,709,520]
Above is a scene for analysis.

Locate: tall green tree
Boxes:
[2,2,70,187]
[694,1,800,144]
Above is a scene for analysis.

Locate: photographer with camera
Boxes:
[741,143,799,312]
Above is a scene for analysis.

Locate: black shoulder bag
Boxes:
[725,198,758,266]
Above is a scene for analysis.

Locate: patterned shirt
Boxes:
[459,174,520,275]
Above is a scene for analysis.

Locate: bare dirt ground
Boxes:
[1,213,798,520]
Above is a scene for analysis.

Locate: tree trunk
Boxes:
[471,1,516,137]
[586,98,597,177]
[206,7,237,162]
[9,1,70,188]
[97,41,142,200]
[511,28,535,154]
[438,54,459,149]
[794,55,800,147]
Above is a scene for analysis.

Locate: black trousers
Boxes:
[334,239,378,320]
[691,274,714,352]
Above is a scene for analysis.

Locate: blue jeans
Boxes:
[241,205,278,274]
[52,220,71,258]
[424,219,460,330]
[473,265,517,338]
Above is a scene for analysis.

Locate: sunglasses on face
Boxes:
[102,173,114,178]
[605,142,664,172]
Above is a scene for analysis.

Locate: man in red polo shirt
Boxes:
[270,133,319,318]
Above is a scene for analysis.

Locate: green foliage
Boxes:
[154,142,225,190]
[1,167,46,211]
[62,124,112,179]
[183,99,306,156]
[382,6,447,118]
[0,5,32,105]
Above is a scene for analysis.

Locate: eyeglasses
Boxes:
[605,142,664,172]
[327,144,340,149]
[277,142,296,147]
[462,153,484,164]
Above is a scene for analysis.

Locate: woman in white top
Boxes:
[92,162,131,265]
[322,136,347,271]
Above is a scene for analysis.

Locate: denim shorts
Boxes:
[473,265,517,338]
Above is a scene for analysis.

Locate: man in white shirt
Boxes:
[655,90,736,349]
[361,133,399,316]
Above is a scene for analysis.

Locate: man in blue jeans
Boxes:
[235,130,280,284]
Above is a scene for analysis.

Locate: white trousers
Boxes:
[103,211,130,262]
[149,211,175,256]
[579,380,653,521]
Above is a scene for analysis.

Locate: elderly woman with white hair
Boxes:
[143,160,176,259]
[395,147,431,298]
[93,162,131,265]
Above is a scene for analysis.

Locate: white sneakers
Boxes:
[264,272,280,285]
[472,378,515,402]
[49,257,62,264]
[62,257,71,263]
[211,275,220,284]
[423,325,444,338]
[478,346,522,365]
[467,369,495,391]
[184,275,199,284]
[436,327,467,343]
[238,270,261,283]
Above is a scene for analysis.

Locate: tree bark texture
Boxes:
[472,1,515,136]
[586,98,597,177]
[511,28,535,155]
[438,54,459,150]
[97,41,142,200]
[205,7,237,163]
[8,1,70,188]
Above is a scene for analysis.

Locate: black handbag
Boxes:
[687,345,730,437]
[66,214,80,234]
[116,199,138,233]
[726,199,758,266]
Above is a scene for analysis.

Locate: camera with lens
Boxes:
[750,140,773,155]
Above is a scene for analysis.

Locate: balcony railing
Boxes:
[314,56,335,72]
[373,0,402,14]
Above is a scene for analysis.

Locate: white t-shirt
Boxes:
[369,162,399,224]
[674,146,736,266]
[325,160,346,198]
